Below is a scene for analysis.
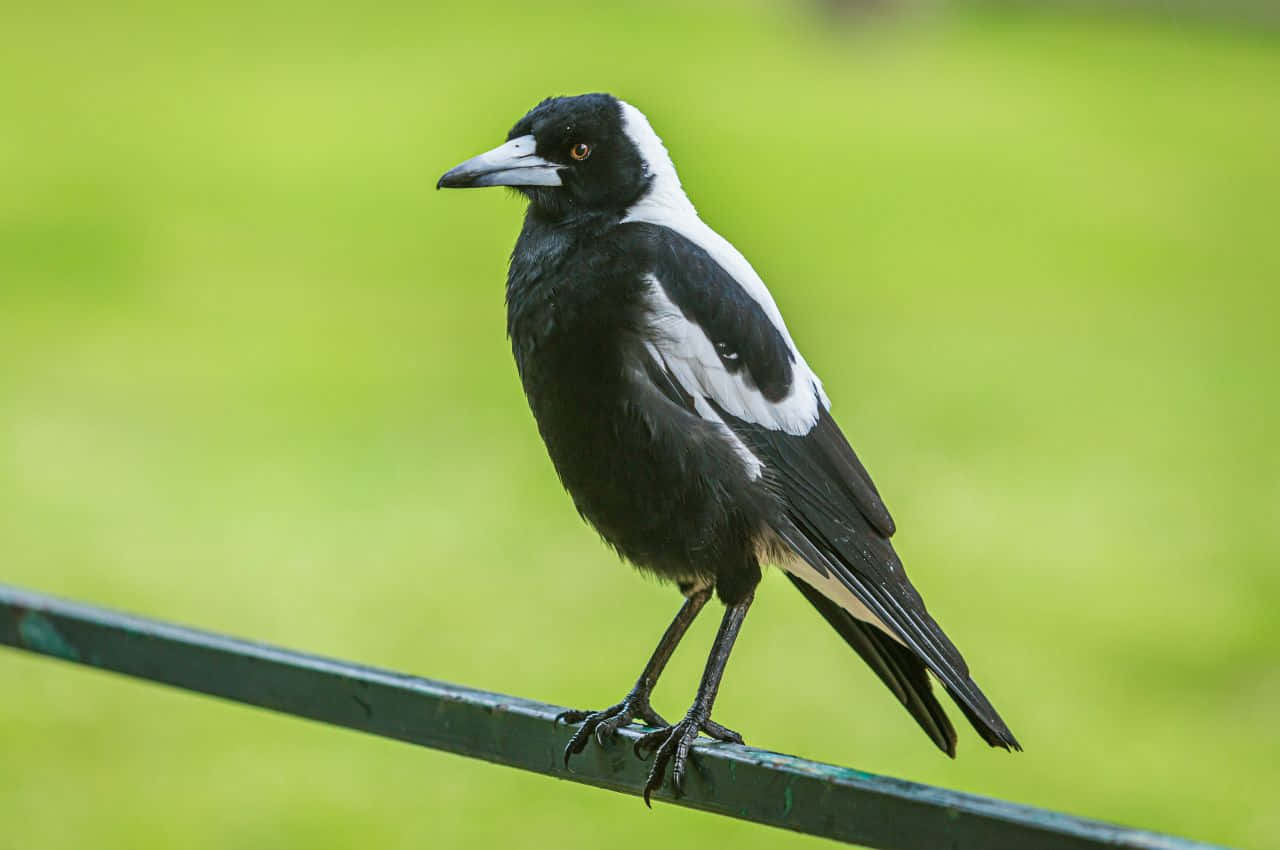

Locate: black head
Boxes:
[438,93,654,220]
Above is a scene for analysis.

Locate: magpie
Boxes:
[438,93,1019,803]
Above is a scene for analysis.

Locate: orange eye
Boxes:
[570,142,591,161]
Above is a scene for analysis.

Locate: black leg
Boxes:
[634,590,753,805]
[558,588,711,766]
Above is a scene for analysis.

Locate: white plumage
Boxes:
[619,101,830,440]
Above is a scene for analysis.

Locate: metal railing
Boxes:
[0,583,1229,850]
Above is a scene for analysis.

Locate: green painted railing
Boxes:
[0,583,1229,850]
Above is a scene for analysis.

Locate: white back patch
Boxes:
[618,100,830,437]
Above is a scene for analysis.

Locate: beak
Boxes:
[437,135,563,189]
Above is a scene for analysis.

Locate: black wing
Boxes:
[723,404,1020,752]
[627,220,1018,752]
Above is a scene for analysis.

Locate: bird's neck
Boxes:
[506,211,592,343]
[505,209,643,370]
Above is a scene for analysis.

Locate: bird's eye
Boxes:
[570,142,591,161]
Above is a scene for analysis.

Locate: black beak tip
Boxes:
[437,169,468,190]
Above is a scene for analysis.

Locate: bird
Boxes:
[437,93,1019,804]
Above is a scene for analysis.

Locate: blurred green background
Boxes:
[2,2,1277,848]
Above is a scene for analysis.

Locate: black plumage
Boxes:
[628,222,796,401]
[438,92,1018,803]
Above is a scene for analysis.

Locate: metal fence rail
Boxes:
[0,583,1227,850]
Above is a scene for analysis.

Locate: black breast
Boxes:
[505,212,767,588]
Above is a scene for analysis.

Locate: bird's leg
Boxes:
[558,587,711,765]
[634,590,753,805]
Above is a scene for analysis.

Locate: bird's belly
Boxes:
[528,373,765,583]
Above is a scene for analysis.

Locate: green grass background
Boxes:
[2,2,1277,848]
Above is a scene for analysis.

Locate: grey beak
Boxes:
[437,135,563,189]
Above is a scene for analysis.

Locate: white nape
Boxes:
[618,100,829,437]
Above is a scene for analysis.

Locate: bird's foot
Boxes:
[557,690,669,767]
[633,710,743,806]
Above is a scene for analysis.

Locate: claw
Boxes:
[643,733,677,805]
[594,714,622,746]
[635,712,743,804]
[559,692,669,771]
[702,718,743,744]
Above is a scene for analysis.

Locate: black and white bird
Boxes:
[438,93,1019,803]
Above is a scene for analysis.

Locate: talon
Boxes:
[558,693,741,804]
[562,725,590,768]
[643,730,676,804]
[631,712,738,803]
[594,715,623,747]
[560,694,668,770]
[702,719,743,744]
[642,774,659,807]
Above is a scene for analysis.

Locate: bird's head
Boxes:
[437,93,679,221]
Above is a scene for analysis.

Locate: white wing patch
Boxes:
[618,99,831,418]
[642,340,764,481]
[646,278,821,438]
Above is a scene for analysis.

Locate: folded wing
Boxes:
[627,220,1018,751]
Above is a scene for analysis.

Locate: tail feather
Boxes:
[786,574,958,756]
[945,681,1022,751]
[787,573,1021,754]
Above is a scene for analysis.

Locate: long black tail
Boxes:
[788,573,979,757]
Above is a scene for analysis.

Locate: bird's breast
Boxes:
[504,221,770,581]
[507,282,763,579]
